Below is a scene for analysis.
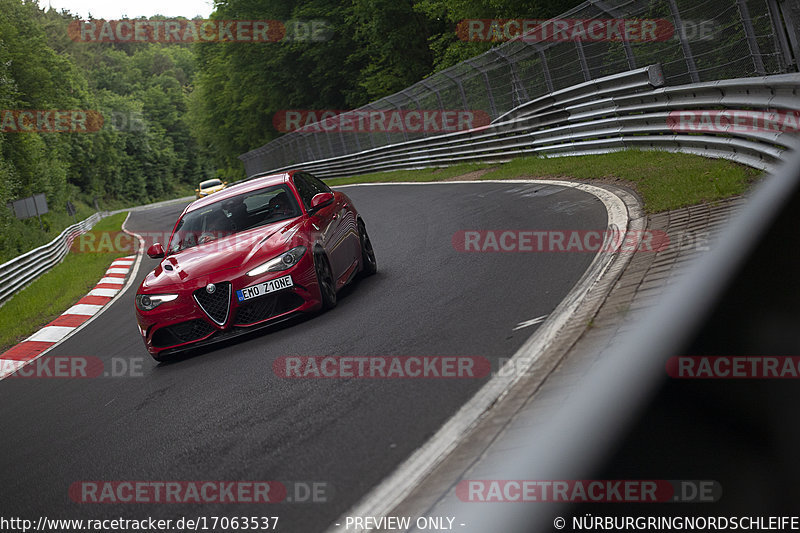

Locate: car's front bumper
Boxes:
[135,254,322,356]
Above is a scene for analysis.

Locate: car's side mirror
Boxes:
[147,243,165,259]
[223,181,228,185]
[309,192,334,214]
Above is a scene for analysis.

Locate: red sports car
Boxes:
[134,170,377,360]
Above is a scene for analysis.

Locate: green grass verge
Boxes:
[0,199,98,264]
[326,162,492,186]
[327,151,762,213]
[0,212,130,353]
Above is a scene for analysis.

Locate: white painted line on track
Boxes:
[513,314,548,331]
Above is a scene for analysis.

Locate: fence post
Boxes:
[574,39,592,81]
[736,0,767,75]
[779,0,800,69]
[767,0,794,70]
[386,97,409,143]
[590,0,637,69]
[668,0,700,82]
[441,70,470,112]
[466,59,498,119]
[493,48,530,109]
[419,79,446,137]
[535,47,555,93]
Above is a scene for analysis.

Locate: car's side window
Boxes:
[293,174,316,209]
[301,172,332,195]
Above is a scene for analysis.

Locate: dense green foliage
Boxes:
[1,0,584,260]
[190,0,584,175]
[0,0,209,259]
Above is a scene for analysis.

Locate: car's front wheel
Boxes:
[314,252,337,310]
[358,220,377,277]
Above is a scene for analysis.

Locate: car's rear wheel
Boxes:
[314,252,337,310]
[358,220,377,277]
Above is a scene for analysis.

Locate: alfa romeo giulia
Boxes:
[135,170,376,360]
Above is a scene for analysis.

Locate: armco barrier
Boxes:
[240,66,800,179]
[238,0,798,171]
[0,212,105,306]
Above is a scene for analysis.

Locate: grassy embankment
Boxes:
[326,151,761,213]
[0,212,130,352]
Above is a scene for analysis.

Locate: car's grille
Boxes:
[193,282,231,325]
[233,291,304,326]
[152,319,215,348]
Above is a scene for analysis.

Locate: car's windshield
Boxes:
[200,179,222,189]
[168,184,301,254]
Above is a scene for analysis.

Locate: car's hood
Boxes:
[142,218,303,290]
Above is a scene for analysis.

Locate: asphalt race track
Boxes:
[0,181,607,531]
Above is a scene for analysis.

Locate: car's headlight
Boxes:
[247,246,307,276]
[135,293,178,311]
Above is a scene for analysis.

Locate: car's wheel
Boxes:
[314,251,337,310]
[358,220,377,277]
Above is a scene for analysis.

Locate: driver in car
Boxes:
[222,197,249,231]
[267,192,293,217]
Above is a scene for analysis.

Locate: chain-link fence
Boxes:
[240,0,800,176]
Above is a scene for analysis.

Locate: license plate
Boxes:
[236,275,294,302]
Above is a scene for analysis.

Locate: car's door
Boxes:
[293,173,349,280]
[304,173,360,278]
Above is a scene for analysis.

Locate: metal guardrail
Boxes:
[239,0,797,172]
[0,212,105,306]
[242,65,800,180]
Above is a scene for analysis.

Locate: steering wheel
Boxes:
[198,232,216,244]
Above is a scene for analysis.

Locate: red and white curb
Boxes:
[0,250,140,379]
